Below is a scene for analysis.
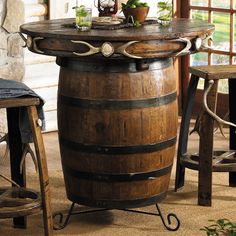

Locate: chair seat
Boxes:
[0,97,40,109]
[190,65,236,80]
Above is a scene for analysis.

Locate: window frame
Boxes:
[178,0,236,116]
[190,0,236,65]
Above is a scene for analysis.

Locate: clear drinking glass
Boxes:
[75,5,92,31]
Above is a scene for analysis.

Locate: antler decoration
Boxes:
[203,80,236,137]
[171,37,192,56]
[20,143,38,174]
[116,41,142,59]
[0,173,20,188]
[72,40,142,58]
[72,40,100,56]
[0,133,9,161]
[189,111,204,136]
[33,37,44,54]
[18,32,27,48]
[201,35,213,50]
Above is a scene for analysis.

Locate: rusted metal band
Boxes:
[67,191,167,209]
[56,57,173,72]
[59,136,176,154]
[58,91,177,110]
[62,164,172,182]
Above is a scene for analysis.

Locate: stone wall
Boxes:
[0,0,25,133]
[0,0,24,82]
[0,0,52,134]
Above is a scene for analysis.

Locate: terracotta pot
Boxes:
[123,6,149,23]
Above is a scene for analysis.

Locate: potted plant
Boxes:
[121,0,149,26]
[157,1,172,25]
[200,218,236,236]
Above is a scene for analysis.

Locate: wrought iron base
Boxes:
[53,202,180,231]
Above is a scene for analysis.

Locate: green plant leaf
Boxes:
[201,219,236,236]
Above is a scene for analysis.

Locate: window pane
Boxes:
[212,54,229,65]
[190,52,208,66]
[212,12,230,51]
[218,80,228,93]
[191,10,208,21]
[211,55,229,94]
[191,52,208,90]
[212,0,230,9]
[190,0,208,7]
[233,57,236,64]
[197,79,204,90]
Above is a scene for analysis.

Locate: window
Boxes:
[178,0,236,115]
[189,0,236,95]
[189,0,236,67]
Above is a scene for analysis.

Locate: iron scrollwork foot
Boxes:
[155,204,180,231]
[52,202,180,231]
[53,202,76,230]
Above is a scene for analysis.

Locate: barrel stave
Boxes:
[57,58,177,208]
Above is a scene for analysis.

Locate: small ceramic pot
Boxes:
[123,6,149,23]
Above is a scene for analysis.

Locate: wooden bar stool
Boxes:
[175,65,236,206]
[0,97,53,235]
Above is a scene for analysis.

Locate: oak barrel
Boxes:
[57,57,178,208]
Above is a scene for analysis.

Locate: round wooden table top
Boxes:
[20,18,214,59]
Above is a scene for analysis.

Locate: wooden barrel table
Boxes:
[20,18,214,209]
[57,57,177,208]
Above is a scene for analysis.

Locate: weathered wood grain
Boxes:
[27,105,53,235]
[20,18,214,41]
[20,18,215,59]
[190,65,236,80]
[57,57,178,208]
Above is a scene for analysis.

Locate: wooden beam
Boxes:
[180,0,190,18]
[179,0,190,111]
